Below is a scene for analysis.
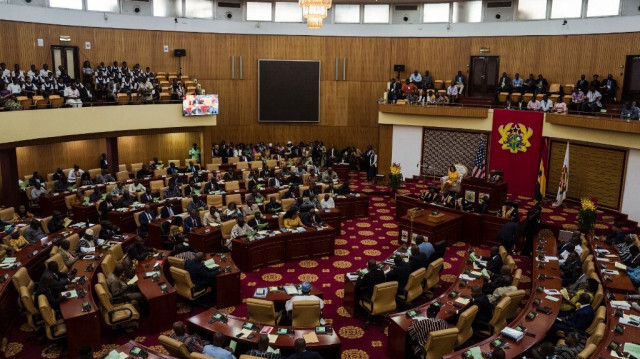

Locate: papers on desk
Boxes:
[595,248,610,254]
[284,285,299,296]
[240,328,253,337]
[61,289,78,298]
[615,262,627,271]
[597,257,611,262]
[500,327,524,341]
[542,256,559,262]
[612,300,632,310]
[459,274,476,281]
[302,332,319,344]
[481,268,490,278]
[127,275,139,285]
[144,271,160,278]
[624,343,640,358]
[602,269,620,276]
[463,347,483,359]
[260,326,274,335]
[606,254,618,258]
[1,257,16,264]
[545,295,560,302]
[346,273,359,281]
[544,289,562,296]
[254,288,268,298]
[455,297,470,306]
[103,350,128,359]
[204,259,219,270]
[469,271,483,277]
[267,334,278,344]
[620,318,640,327]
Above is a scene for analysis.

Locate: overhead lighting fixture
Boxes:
[299,0,331,29]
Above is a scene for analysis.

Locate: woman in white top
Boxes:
[222,201,242,220]
[64,82,82,108]
[553,98,568,114]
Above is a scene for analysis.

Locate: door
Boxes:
[623,55,640,102]
[468,56,500,96]
[51,45,79,80]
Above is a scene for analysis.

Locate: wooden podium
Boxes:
[460,178,508,212]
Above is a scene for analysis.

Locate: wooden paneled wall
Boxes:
[16,139,107,179]
[547,141,626,208]
[117,132,202,166]
[2,21,640,193]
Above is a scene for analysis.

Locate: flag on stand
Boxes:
[471,140,486,179]
[553,142,570,207]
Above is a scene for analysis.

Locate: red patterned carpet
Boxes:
[0,170,615,359]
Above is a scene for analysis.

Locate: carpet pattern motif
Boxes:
[0,170,611,359]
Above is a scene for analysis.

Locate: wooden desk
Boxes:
[231,227,335,272]
[460,179,508,212]
[334,194,369,220]
[333,164,350,181]
[39,193,69,217]
[59,233,135,357]
[188,226,223,253]
[444,232,562,359]
[72,204,100,224]
[135,251,177,331]
[587,234,635,293]
[251,285,323,314]
[262,208,343,234]
[107,207,140,233]
[114,340,175,359]
[595,293,638,358]
[208,253,242,308]
[387,249,488,359]
[395,194,510,247]
[187,310,341,358]
[398,211,463,245]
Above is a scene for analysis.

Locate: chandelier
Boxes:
[299,0,331,29]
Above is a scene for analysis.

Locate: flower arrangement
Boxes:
[578,197,598,232]
[388,163,404,190]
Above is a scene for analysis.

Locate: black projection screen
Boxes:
[258,60,320,123]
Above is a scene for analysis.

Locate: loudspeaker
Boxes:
[174,49,186,57]
[393,64,405,72]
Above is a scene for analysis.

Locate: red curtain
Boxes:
[488,109,545,198]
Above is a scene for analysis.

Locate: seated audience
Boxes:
[407,303,449,357]
[170,321,207,354]
[185,252,220,292]
[386,255,411,295]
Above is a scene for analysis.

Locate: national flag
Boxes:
[553,142,570,207]
[471,140,486,179]
[535,139,548,202]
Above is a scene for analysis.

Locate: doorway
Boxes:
[51,45,79,80]
[623,55,640,102]
[468,56,499,96]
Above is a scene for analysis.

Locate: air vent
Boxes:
[395,5,418,11]
[487,1,512,8]
[219,2,241,8]
[131,0,150,2]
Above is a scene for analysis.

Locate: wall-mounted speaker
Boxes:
[174,49,186,57]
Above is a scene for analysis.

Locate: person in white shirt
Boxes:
[30,182,46,202]
[320,194,335,210]
[584,87,602,113]
[27,64,38,81]
[11,64,25,83]
[0,63,10,82]
[527,98,541,111]
[67,164,84,184]
[39,64,51,79]
[203,207,222,226]
[285,281,324,323]
[77,229,105,254]
[128,179,146,193]
[540,95,553,112]
[446,83,458,103]
[64,82,82,108]
[228,217,252,249]
[7,77,22,96]
[409,70,422,86]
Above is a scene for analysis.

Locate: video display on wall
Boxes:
[183,94,219,116]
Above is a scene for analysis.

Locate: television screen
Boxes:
[258,60,320,123]
[183,94,219,116]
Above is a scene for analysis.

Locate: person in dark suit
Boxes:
[497,221,519,253]
[247,212,267,230]
[203,178,220,193]
[264,197,282,214]
[288,338,322,359]
[337,180,351,195]
[268,174,284,188]
[100,153,109,170]
[184,209,202,232]
[409,245,429,272]
[553,293,595,334]
[480,246,503,275]
[186,161,200,173]
[260,167,274,179]
[47,210,65,234]
[167,162,179,175]
[160,205,176,219]
[138,205,154,236]
[521,205,541,256]
[386,255,411,294]
[184,252,220,292]
[302,184,319,198]
[576,75,589,94]
[470,285,494,332]
[136,164,153,179]
[41,261,69,295]
[246,174,258,191]
[283,186,298,199]
[35,273,68,311]
[357,259,386,302]
[98,195,115,220]
[600,74,617,102]
[140,187,154,203]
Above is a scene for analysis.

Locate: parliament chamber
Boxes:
[3,1,640,359]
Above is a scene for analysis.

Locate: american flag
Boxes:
[471,140,486,179]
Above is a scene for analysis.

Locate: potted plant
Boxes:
[578,197,598,233]
[388,162,403,200]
